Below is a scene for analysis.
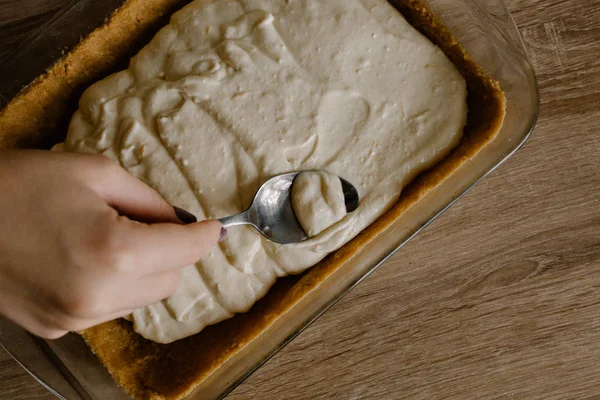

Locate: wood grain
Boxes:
[0,0,71,60]
[1,0,599,399]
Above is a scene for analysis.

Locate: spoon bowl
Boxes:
[218,171,359,244]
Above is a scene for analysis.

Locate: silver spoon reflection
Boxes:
[218,172,360,244]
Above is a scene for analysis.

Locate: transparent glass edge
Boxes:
[1,347,69,400]
[0,322,73,399]
[0,0,127,107]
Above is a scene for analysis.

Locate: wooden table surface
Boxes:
[1,0,599,399]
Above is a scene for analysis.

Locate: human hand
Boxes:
[0,150,223,339]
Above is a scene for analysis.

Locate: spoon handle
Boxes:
[218,210,251,228]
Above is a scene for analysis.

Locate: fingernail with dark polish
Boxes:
[173,206,197,224]
[219,227,228,243]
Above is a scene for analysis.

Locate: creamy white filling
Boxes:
[291,171,346,238]
[65,0,467,343]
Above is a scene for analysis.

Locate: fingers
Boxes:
[0,294,68,340]
[23,151,196,225]
[65,309,138,334]
[121,270,182,311]
[62,271,182,331]
[55,269,181,331]
[86,157,181,224]
[119,218,223,274]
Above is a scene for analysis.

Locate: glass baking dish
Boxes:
[0,0,539,399]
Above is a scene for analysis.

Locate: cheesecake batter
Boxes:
[291,171,347,238]
[65,0,467,343]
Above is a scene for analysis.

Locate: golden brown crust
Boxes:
[0,1,505,399]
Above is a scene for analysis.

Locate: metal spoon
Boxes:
[218,171,360,244]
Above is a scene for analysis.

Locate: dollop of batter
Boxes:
[65,0,467,343]
[291,171,346,237]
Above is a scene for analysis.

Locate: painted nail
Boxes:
[173,206,197,224]
[218,227,228,243]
